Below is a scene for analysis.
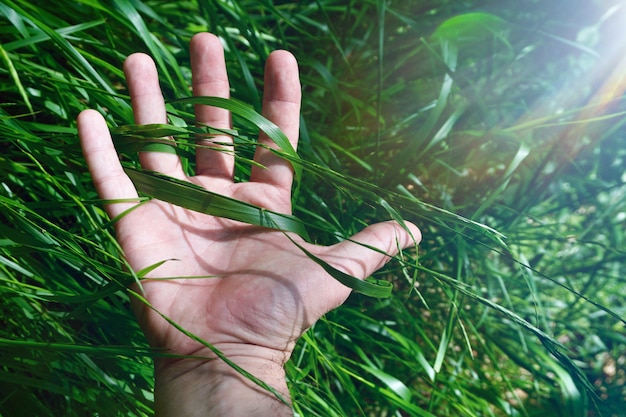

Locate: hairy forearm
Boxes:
[154,356,292,417]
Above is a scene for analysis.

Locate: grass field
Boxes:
[1,1,625,416]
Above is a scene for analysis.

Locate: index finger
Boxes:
[249,50,301,191]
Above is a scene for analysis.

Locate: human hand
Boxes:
[77,33,420,416]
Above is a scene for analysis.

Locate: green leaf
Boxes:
[281,231,393,298]
[0,44,32,113]
[124,167,309,239]
[432,12,509,46]
[169,96,302,181]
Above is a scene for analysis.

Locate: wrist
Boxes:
[154,350,292,417]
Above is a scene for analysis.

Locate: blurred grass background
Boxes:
[1,0,625,416]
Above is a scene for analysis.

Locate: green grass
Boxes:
[1,1,625,416]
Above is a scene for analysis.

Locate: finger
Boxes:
[124,53,184,178]
[190,33,234,179]
[326,221,421,279]
[250,50,301,191]
[78,109,139,219]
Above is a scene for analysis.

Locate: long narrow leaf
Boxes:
[124,167,309,239]
[169,96,302,181]
[280,227,394,298]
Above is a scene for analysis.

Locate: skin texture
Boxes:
[77,32,421,416]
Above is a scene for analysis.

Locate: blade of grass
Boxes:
[280,229,394,298]
[124,167,309,239]
[3,0,116,94]
[0,44,32,113]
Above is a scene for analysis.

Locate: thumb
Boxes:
[325,220,421,279]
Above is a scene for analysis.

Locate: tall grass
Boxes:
[1,1,624,416]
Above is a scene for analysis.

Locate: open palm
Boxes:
[78,33,420,412]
